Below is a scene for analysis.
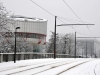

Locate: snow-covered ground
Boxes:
[59,59,100,75]
[0,58,99,75]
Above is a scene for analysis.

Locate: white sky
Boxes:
[1,0,100,41]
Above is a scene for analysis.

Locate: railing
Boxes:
[0,52,73,63]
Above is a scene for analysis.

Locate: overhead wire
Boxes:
[30,0,97,40]
[63,0,83,22]
[76,32,92,37]
[63,0,96,39]
[57,16,90,24]
[30,0,55,17]
[30,0,94,38]
[30,0,67,25]
[57,16,87,28]
[30,0,78,32]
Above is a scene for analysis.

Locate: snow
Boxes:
[60,59,100,75]
[0,58,100,75]
[9,15,47,21]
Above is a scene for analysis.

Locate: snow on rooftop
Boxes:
[8,15,47,22]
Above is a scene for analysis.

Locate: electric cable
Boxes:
[63,0,97,40]
[30,0,97,40]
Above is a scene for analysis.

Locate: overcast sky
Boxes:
[1,0,100,41]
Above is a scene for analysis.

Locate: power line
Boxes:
[57,16,89,24]
[63,0,96,38]
[57,17,93,33]
[30,0,95,39]
[57,17,77,32]
[57,16,94,29]
[30,0,55,17]
[63,0,83,22]
[76,32,92,37]
[30,0,82,32]
[30,0,78,32]
[30,0,69,24]
[87,27,95,37]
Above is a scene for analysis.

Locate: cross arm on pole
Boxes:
[57,24,94,26]
[77,37,100,38]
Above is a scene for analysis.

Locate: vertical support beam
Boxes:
[75,32,76,58]
[99,49,100,58]
[95,45,96,58]
[91,47,92,58]
[54,16,57,59]
[82,49,83,58]
[14,31,16,63]
[86,41,87,58]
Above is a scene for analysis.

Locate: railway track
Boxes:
[56,61,90,75]
[0,60,93,75]
[0,59,94,75]
[0,59,69,72]
[0,59,73,75]
[2,60,80,75]
[34,60,92,75]
[58,59,100,75]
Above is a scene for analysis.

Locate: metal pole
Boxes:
[86,41,87,58]
[14,30,16,63]
[95,45,96,58]
[75,32,76,58]
[14,27,20,63]
[91,48,92,58]
[54,16,57,59]
[82,49,83,58]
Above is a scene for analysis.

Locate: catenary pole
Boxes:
[54,16,57,59]
[75,32,76,58]
[14,30,16,63]
[55,18,94,59]
[86,41,87,58]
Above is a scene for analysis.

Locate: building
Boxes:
[77,39,100,58]
[8,15,47,52]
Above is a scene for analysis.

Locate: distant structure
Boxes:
[77,39,100,58]
[8,15,47,52]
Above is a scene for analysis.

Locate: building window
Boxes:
[16,32,45,39]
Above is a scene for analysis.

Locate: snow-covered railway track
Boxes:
[0,60,67,72]
[4,60,80,75]
[0,60,72,75]
[34,60,91,75]
[1,59,100,75]
[58,59,100,75]
[94,63,98,75]
[56,60,90,75]
[0,59,94,75]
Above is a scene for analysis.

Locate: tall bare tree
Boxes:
[0,2,33,53]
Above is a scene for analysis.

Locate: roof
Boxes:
[8,15,47,22]
[77,38,100,44]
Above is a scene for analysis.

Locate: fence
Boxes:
[0,52,74,63]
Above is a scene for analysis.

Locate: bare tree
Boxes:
[57,33,75,55]
[0,2,33,53]
[46,32,59,53]
[0,2,14,53]
[46,33,75,55]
